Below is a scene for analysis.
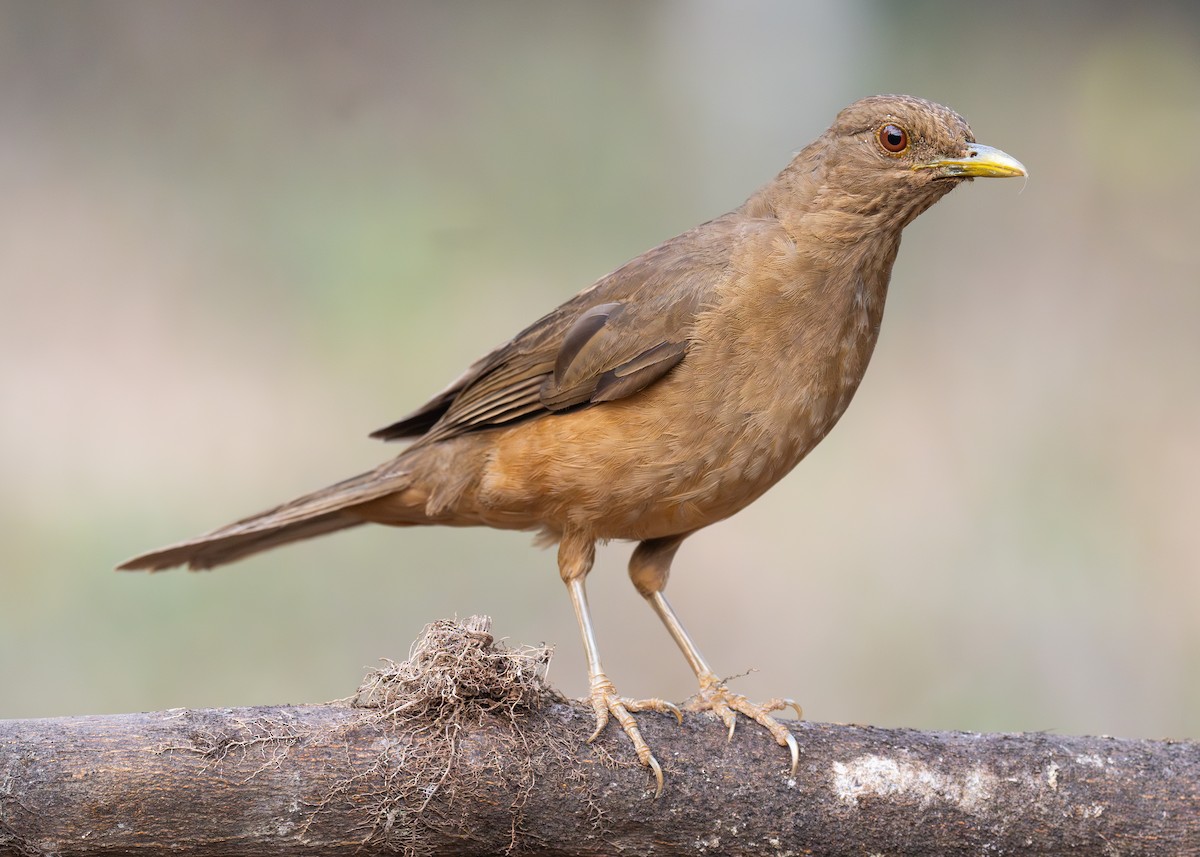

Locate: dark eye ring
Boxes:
[878,123,909,154]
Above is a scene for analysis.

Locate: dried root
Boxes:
[353,615,553,725]
[315,616,563,855]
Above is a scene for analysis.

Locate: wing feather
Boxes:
[374,214,748,445]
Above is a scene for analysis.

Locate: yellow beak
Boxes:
[917,143,1027,178]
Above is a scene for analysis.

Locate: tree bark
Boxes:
[2,618,1197,856]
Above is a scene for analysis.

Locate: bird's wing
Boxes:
[371,220,735,444]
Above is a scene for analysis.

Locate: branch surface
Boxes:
[2,618,1197,856]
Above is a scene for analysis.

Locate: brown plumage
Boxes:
[120,95,1025,794]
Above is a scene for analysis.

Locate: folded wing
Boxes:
[371,219,739,445]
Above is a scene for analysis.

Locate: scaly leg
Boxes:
[629,535,801,774]
[559,531,681,797]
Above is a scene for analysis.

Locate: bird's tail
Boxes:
[117,466,413,572]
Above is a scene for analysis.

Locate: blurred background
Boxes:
[2,1,1197,741]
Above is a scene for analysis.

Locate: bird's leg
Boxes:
[558,531,681,797]
[630,536,801,774]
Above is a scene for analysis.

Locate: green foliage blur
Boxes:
[2,1,1198,740]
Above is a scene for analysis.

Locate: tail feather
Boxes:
[118,466,411,572]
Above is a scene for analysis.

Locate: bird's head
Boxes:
[788,95,1026,237]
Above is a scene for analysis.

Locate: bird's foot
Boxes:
[586,672,682,797]
[685,672,802,775]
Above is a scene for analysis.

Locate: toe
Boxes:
[625,696,683,724]
[586,696,611,744]
[712,699,738,739]
[762,697,804,720]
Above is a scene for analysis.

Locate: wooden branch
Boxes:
[2,617,1197,856]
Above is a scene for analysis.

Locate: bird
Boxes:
[120,95,1025,795]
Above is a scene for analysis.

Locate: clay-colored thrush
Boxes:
[121,95,1025,794]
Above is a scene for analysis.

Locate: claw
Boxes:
[647,753,665,798]
[784,730,799,776]
[765,697,804,721]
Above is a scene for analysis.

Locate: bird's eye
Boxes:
[877,123,909,154]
